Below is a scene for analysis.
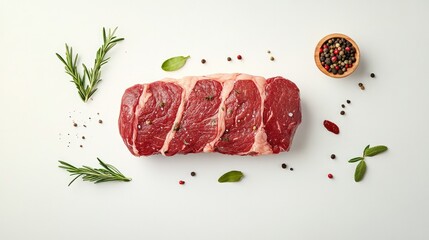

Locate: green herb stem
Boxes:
[349,144,389,182]
[56,27,124,102]
[59,158,131,186]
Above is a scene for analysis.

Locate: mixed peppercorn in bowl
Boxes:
[315,33,360,78]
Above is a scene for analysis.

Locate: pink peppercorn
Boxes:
[328,174,333,179]
[179,180,185,185]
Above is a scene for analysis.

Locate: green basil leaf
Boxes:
[161,55,190,71]
[354,160,366,182]
[364,145,388,157]
[348,157,364,163]
[363,145,370,156]
[218,170,244,183]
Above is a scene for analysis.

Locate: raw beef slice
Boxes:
[119,73,301,156]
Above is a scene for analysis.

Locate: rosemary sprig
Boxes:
[58,158,131,186]
[56,27,124,102]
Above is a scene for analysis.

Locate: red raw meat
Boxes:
[166,79,222,156]
[119,73,301,156]
[264,77,301,153]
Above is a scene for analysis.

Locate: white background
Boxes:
[1,0,428,239]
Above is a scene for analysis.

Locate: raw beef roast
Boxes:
[119,73,301,156]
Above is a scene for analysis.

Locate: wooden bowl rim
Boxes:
[314,33,360,78]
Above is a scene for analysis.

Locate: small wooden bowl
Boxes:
[314,33,360,78]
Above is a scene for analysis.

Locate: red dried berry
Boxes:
[328,173,333,179]
[323,120,340,134]
[324,64,330,70]
[237,55,242,60]
[334,49,339,55]
[345,46,350,52]
[335,66,339,70]
[179,180,185,185]
[319,48,323,53]
[331,56,337,62]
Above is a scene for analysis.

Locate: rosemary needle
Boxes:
[56,27,124,102]
[58,158,131,186]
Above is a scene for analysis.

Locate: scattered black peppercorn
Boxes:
[370,73,375,78]
[82,136,85,140]
[341,104,345,108]
[201,59,206,64]
[290,168,294,171]
[281,163,287,169]
[191,172,196,177]
[340,110,345,115]
[98,119,103,124]
[73,123,78,127]
[267,50,271,54]
[270,56,275,61]
[83,124,87,128]
[227,57,232,61]
[79,145,83,148]
[330,154,336,159]
[346,100,351,104]
[359,82,365,90]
